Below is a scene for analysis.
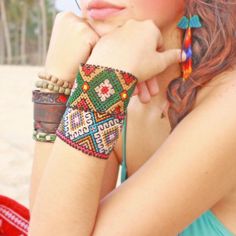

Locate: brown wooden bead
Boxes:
[63,81,69,88]
[45,73,51,80]
[51,76,58,83]
[57,79,64,86]
[37,72,45,80]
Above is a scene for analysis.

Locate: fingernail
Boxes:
[180,50,187,62]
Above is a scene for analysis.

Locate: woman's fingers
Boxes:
[153,49,186,75]
[132,86,139,96]
[146,77,159,96]
[137,82,151,103]
[132,78,160,104]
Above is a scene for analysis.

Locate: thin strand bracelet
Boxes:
[37,71,74,89]
[35,80,71,95]
[32,90,69,105]
[33,130,56,143]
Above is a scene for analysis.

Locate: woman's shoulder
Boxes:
[113,68,236,165]
[193,68,236,109]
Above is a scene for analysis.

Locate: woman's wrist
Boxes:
[43,64,77,83]
[86,56,138,79]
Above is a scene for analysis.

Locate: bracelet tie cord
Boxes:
[56,63,138,159]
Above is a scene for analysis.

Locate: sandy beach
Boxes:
[0,65,122,209]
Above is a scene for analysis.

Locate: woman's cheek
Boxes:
[130,0,182,27]
[131,0,166,17]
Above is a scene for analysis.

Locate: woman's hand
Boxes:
[44,12,100,82]
[87,19,183,83]
[135,77,160,103]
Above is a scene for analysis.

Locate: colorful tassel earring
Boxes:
[177,15,202,82]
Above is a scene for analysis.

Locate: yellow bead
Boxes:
[48,84,54,90]
[59,87,65,93]
[53,85,59,92]
[65,88,71,95]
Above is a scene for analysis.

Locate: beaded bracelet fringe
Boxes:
[37,71,74,89]
[35,80,71,95]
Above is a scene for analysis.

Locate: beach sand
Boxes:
[0,65,122,209]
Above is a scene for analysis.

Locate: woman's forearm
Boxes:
[29,87,68,213]
[28,138,107,236]
[29,58,137,235]
[29,141,54,213]
[29,79,104,235]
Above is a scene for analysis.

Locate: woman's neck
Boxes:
[153,23,183,106]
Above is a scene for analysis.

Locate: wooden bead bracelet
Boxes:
[35,80,71,95]
[37,71,74,89]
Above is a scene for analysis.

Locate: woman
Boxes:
[1,0,236,235]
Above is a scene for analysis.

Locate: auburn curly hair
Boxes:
[166,0,236,132]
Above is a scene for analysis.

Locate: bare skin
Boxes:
[29,0,236,235]
[113,70,236,235]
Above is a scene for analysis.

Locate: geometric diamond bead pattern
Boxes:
[67,63,138,115]
[56,107,125,159]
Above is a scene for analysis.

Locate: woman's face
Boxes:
[80,0,185,36]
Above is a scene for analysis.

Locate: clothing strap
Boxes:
[121,114,128,183]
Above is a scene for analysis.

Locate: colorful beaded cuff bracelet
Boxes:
[56,63,138,159]
[67,63,137,115]
[37,71,74,89]
[33,130,56,143]
[35,80,71,95]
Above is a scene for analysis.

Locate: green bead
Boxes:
[38,132,47,138]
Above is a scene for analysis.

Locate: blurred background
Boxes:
[0,0,80,65]
[0,0,122,208]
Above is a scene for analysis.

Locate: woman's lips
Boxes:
[87,1,126,20]
[88,7,125,20]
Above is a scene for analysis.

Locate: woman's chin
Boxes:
[87,21,120,36]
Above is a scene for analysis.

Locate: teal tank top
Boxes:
[120,116,235,236]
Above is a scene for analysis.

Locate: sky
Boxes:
[55,0,81,15]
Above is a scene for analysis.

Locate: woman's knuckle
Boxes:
[126,19,138,26]
[55,11,75,22]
